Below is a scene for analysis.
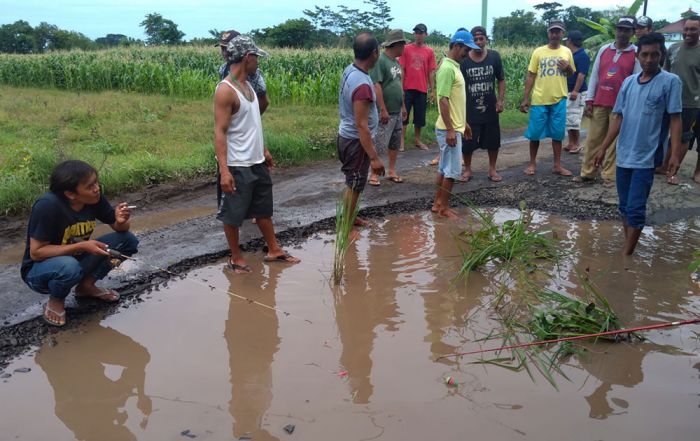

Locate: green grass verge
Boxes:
[0,86,527,216]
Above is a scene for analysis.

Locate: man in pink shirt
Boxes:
[399,23,437,150]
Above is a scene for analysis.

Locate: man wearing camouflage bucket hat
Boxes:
[217,30,269,114]
[367,28,407,186]
[215,30,270,211]
[214,35,300,274]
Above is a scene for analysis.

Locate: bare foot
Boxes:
[563,144,571,151]
[431,202,440,213]
[552,166,572,176]
[667,174,679,185]
[354,217,371,228]
[524,164,536,175]
[349,228,361,243]
[438,208,459,219]
[415,142,429,151]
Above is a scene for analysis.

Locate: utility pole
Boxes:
[643,0,648,15]
[482,0,488,28]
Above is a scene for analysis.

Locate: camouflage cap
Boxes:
[226,35,269,60]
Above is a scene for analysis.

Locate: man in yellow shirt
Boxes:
[520,20,575,176]
[431,30,479,218]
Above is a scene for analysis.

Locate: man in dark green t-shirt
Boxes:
[368,29,407,185]
[662,15,700,184]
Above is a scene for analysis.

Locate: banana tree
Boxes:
[577,0,644,49]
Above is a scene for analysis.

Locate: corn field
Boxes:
[0,45,534,109]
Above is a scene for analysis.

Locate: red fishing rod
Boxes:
[436,318,700,361]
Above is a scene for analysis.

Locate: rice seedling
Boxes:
[457,202,560,277]
[333,191,360,285]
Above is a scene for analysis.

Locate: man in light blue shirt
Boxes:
[594,33,682,255]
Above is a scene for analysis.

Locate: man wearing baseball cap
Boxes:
[431,30,479,218]
[635,16,653,39]
[368,29,407,186]
[214,35,300,273]
[519,19,575,176]
[574,16,640,185]
[564,30,591,155]
[399,23,437,150]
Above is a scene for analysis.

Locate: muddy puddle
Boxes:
[1,209,699,440]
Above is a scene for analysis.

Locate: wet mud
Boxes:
[1,209,699,440]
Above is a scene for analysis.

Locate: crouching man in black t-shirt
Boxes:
[20,160,138,327]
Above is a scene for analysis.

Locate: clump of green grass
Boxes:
[333,192,360,285]
[473,276,632,389]
[457,203,559,277]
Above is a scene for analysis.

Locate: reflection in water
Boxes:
[35,325,151,441]
[224,264,283,441]
[334,221,401,404]
[579,345,645,419]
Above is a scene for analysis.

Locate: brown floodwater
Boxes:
[1,209,699,441]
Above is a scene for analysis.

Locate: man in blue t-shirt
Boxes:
[594,33,682,255]
[564,30,590,154]
[21,160,139,326]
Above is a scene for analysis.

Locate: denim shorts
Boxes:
[436,129,463,180]
[524,99,567,141]
[616,167,655,229]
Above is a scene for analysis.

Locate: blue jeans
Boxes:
[616,167,654,229]
[24,231,139,300]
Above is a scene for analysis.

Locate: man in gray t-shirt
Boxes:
[337,32,385,231]
[662,15,700,184]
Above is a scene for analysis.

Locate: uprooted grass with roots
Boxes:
[457,202,561,278]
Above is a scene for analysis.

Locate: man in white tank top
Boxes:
[214,36,300,273]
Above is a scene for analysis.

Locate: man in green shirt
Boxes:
[661,15,700,184]
[368,29,407,186]
[431,30,478,219]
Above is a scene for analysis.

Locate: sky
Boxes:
[0,0,696,40]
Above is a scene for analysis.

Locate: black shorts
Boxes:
[216,163,273,227]
[403,89,427,128]
[681,108,700,150]
[462,120,501,154]
[337,135,370,192]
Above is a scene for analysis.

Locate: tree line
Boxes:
[0,1,675,54]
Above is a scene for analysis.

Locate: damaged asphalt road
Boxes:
[1,135,699,368]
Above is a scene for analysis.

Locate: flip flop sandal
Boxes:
[568,146,583,154]
[457,175,472,182]
[43,304,66,327]
[227,261,252,273]
[387,176,403,183]
[263,252,300,263]
[368,178,381,186]
[667,175,680,185]
[429,158,439,166]
[76,288,120,303]
[487,174,503,182]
